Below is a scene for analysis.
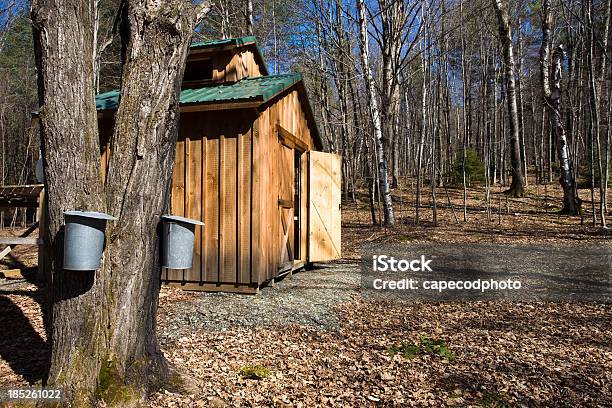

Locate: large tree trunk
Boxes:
[358,0,395,226]
[492,0,525,197]
[101,0,200,400]
[31,1,108,403]
[31,0,209,405]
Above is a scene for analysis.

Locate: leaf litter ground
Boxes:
[0,184,610,407]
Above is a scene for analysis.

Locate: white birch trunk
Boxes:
[357,0,395,226]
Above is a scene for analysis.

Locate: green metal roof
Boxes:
[96,73,302,111]
[96,90,120,110]
[190,36,257,50]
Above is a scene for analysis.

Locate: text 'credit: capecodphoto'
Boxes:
[361,243,612,302]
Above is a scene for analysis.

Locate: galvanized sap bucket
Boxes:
[161,215,204,269]
[64,211,116,270]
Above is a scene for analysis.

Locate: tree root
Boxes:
[94,354,198,407]
[504,185,526,198]
[164,366,200,396]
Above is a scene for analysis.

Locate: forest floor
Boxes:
[0,182,610,407]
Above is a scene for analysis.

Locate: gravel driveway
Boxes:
[159,262,360,344]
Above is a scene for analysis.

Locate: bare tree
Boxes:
[416,20,427,226]
[585,0,604,226]
[460,0,468,220]
[492,0,525,197]
[540,0,579,214]
[358,0,394,226]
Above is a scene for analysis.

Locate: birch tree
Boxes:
[540,0,579,214]
[246,0,254,34]
[492,0,525,197]
[358,0,395,226]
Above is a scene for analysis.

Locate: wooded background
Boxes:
[0,0,610,225]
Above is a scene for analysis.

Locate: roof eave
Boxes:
[97,99,264,116]
[180,98,263,112]
[189,41,256,54]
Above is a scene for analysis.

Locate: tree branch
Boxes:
[195,0,213,24]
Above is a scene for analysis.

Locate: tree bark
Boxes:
[31,0,208,405]
[31,1,107,402]
[492,0,525,197]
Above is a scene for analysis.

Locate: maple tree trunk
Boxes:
[31,1,107,403]
[31,0,207,405]
[492,0,525,197]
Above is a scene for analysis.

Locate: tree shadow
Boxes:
[434,355,610,406]
[0,223,102,386]
[444,302,611,349]
[0,287,50,384]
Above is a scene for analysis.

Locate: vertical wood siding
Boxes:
[250,89,314,284]
[160,88,316,290]
[189,48,263,83]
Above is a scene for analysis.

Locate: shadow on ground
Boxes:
[0,281,50,385]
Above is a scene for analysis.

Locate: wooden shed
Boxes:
[96,36,341,293]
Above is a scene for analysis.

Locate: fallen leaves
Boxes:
[147,292,612,407]
[1,186,610,406]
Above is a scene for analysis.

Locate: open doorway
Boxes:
[293,149,302,261]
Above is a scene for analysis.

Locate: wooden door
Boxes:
[308,151,341,262]
[279,144,294,268]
